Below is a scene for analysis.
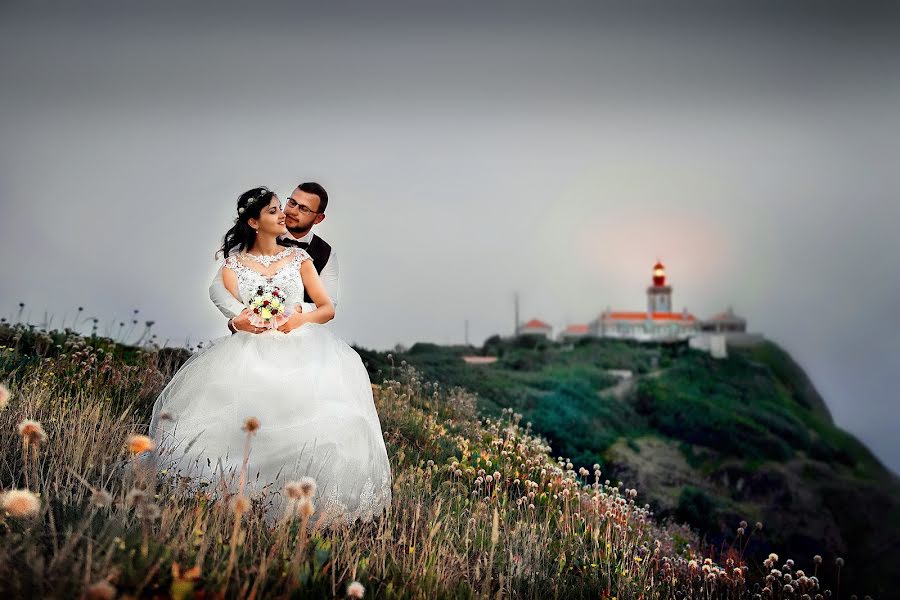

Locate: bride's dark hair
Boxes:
[217,186,276,259]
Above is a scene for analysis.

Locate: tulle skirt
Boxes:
[148,323,392,528]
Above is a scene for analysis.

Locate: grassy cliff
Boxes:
[0,323,887,597]
[357,335,900,596]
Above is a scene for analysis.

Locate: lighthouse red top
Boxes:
[652,261,666,286]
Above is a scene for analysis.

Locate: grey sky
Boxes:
[2,1,899,473]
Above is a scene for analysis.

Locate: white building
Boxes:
[590,261,700,342]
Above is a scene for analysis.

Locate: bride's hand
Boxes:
[277,310,306,334]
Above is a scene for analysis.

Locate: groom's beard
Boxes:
[286,224,312,238]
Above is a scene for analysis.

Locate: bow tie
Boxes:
[280,238,309,249]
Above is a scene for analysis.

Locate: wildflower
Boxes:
[346,580,365,598]
[0,383,10,410]
[813,554,822,564]
[126,487,149,507]
[1,489,41,518]
[136,501,161,521]
[297,476,317,498]
[85,580,117,600]
[242,417,260,433]
[284,480,305,500]
[232,495,251,515]
[835,557,844,567]
[91,488,113,507]
[297,497,315,519]
[172,562,202,581]
[126,434,155,454]
[17,419,48,446]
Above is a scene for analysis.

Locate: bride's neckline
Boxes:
[239,247,293,267]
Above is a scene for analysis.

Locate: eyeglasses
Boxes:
[286,198,321,215]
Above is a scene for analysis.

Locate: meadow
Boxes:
[0,320,857,599]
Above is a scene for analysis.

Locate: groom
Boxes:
[208,181,340,333]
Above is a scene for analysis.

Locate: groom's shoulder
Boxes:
[310,234,333,253]
[312,233,331,246]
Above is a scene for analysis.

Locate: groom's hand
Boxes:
[231,309,262,333]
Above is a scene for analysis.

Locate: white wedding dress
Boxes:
[148,247,392,528]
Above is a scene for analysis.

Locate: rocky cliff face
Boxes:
[604,432,900,597]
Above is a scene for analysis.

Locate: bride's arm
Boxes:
[209,266,246,319]
[221,266,241,301]
[298,259,335,324]
[221,267,257,334]
[279,260,335,332]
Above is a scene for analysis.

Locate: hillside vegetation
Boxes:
[0,322,883,598]
[357,335,900,596]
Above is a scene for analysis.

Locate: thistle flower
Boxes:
[91,488,113,508]
[136,501,161,521]
[284,480,305,500]
[126,434,155,454]
[126,487,149,507]
[232,495,251,515]
[297,497,315,518]
[346,581,365,599]
[813,554,822,564]
[297,476,317,498]
[1,489,41,518]
[242,417,260,433]
[0,383,10,410]
[17,419,48,446]
[85,580,117,600]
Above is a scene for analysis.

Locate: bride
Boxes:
[149,186,392,528]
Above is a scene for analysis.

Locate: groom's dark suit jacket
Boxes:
[280,234,332,304]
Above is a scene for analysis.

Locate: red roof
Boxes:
[521,318,551,329]
[564,324,589,334]
[602,311,696,322]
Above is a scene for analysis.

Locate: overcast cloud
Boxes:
[2,1,899,473]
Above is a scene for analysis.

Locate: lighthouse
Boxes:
[646,261,672,314]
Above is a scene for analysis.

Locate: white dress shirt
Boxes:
[208,229,340,320]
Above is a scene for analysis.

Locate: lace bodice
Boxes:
[224,247,312,307]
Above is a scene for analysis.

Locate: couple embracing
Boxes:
[149,182,392,529]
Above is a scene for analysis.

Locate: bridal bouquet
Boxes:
[248,283,292,330]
